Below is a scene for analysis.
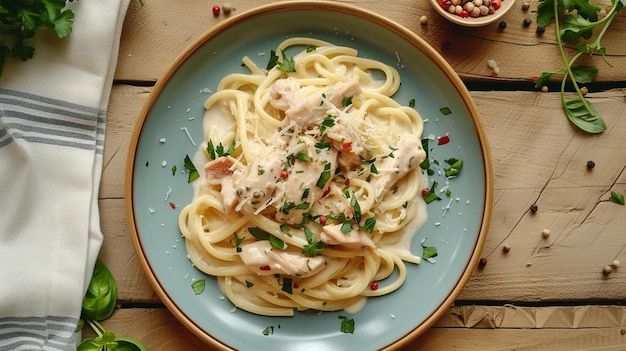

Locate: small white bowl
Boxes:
[430,0,516,27]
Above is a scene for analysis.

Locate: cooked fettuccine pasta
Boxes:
[179,37,427,316]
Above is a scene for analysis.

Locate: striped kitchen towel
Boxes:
[0,1,130,350]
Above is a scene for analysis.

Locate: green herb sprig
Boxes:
[535,0,625,133]
[78,259,147,351]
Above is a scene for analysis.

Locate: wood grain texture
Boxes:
[114,0,626,83]
[82,306,626,350]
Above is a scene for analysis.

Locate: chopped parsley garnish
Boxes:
[302,188,310,200]
[440,106,452,115]
[246,280,254,288]
[248,227,286,250]
[319,115,336,133]
[350,195,362,223]
[444,158,463,177]
[207,139,235,160]
[341,96,353,107]
[233,233,244,252]
[609,191,625,205]
[266,50,296,72]
[183,155,199,182]
[316,163,332,189]
[409,99,416,108]
[302,226,324,255]
[171,165,177,176]
[422,240,438,261]
[340,221,352,233]
[280,202,310,214]
[281,277,293,294]
[262,326,274,336]
[338,316,355,334]
[191,279,206,295]
[362,217,376,233]
[306,45,316,53]
[278,50,296,72]
[424,181,442,204]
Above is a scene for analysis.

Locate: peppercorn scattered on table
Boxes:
[90,0,626,349]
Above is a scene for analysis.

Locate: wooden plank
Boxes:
[115,0,626,83]
[101,85,626,302]
[82,306,626,350]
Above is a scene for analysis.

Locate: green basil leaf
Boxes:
[563,97,606,133]
[570,65,598,84]
[82,259,118,321]
[113,338,148,351]
[77,338,105,351]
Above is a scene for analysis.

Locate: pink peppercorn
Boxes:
[212,5,221,16]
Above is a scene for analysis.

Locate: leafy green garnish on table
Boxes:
[609,191,625,205]
[78,260,147,351]
[0,0,74,77]
[536,0,625,134]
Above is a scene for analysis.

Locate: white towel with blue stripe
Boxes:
[0,1,130,350]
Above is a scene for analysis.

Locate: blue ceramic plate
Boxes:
[126,2,492,350]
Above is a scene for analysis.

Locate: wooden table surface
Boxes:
[91,0,626,349]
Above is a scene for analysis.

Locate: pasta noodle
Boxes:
[178,38,427,316]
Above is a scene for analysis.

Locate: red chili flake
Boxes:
[421,188,430,197]
[342,142,352,152]
[531,75,539,83]
[280,169,289,179]
[319,215,327,225]
[212,5,221,16]
[370,282,379,290]
[345,178,351,186]
[323,186,331,197]
[169,202,176,209]
[479,257,488,266]
[259,265,271,271]
[438,135,450,145]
